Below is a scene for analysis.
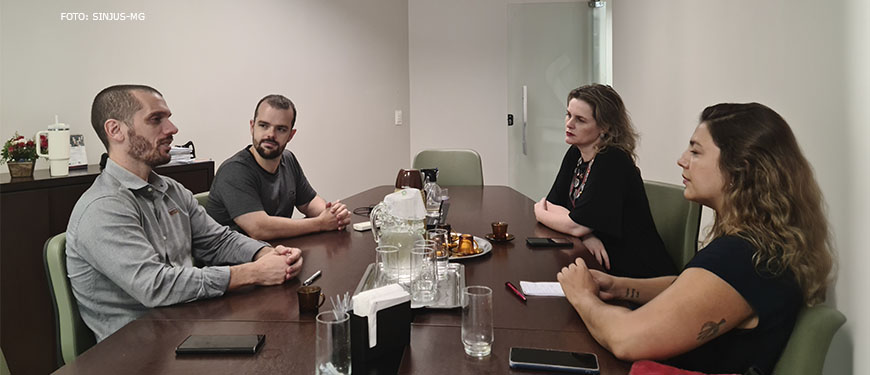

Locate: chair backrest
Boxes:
[643,180,702,270]
[43,232,95,366]
[412,149,484,186]
[774,305,846,375]
[193,191,209,207]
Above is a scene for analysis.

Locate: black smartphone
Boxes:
[509,347,600,374]
[175,334,265,355]
[526,237,574,248]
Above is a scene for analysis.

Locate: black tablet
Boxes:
[175,334,265,355]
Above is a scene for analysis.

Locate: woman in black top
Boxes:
[557,103,835,374]
[534,84,675,278]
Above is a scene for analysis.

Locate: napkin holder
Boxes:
[350,300,411,371]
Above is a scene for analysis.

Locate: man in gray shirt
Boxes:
[206,94,350,240]
[66,85,304,341]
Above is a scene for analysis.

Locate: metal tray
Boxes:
[353,262,466,309]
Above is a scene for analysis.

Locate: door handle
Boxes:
[522,85,528,155]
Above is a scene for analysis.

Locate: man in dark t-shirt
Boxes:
[206,94,350,240]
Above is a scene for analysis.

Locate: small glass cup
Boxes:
[461,286,493,357]
[297,285,326,315]
[458,234,476,256]
[375,245,399,287]
[410,246,436,304]
[491,221,508,240]
[427,229,450,277]
[316,310,352,375]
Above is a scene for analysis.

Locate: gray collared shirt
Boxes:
[66,159,267,341]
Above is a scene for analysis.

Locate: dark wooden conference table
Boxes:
[54,186,632,374]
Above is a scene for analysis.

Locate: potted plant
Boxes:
[2,133,41,177]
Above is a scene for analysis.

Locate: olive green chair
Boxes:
[1,347,10,375]
[44,232,95,366]
[412,149,484,186]
[773,305,846,375]
[193,191,209,207]
[643,180,702,271]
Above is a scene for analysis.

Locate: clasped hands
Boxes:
[254,245,304,285]
[557,257,618,303]
[319,200,351,231]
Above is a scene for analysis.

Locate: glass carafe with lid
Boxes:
[369,188,427,283]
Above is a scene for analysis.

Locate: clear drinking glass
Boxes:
[375,245,399,287]
[413,239,436,272]
[414,239,436,250]
[440,188,449,209]
[425,187,442,218]
[410,246,436,304]
[315,310,351,375]
[461,285,493,357]
[426,229,450,277]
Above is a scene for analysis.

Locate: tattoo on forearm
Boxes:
[624,288,639,299]
[697,319,726,341]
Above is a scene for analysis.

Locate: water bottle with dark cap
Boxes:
[421,168,442,219]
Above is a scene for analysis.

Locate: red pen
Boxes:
[505,281,527,302]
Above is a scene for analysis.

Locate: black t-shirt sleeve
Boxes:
[685,236,798,322]
[687,237,759,309]
[671,235,802,374]
[285,152,317,207]
[211,161,266,220]
[567,150,626,238]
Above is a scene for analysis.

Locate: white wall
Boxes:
[837,0,870,373]
[612,0,869,373]
[408,0,508,185]
[0,0,410,201]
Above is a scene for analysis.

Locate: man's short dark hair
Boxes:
[91,84,162,149]
[253,94,297,128]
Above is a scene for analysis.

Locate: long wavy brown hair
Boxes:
[702,103,834,306]
[567,84,639,162]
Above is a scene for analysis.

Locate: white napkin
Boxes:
[352,284,410,348]
[519,281,565,297]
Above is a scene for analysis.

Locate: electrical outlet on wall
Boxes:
[394,110,403,126]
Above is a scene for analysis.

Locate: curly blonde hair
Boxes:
[567,84,638,162]
[702,103,834,306]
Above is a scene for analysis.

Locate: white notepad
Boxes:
[519,281,565,297]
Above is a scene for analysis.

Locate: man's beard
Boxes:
[128,127,171,167]
[254,139,283,160]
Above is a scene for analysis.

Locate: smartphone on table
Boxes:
[509,347,600,374]
[175,334,265,354]
[526,237,574,248]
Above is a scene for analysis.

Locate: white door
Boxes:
[507,0,609,200]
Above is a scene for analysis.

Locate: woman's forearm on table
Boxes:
[536,209,592,237]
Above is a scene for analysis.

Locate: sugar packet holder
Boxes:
[350,284,411,370]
